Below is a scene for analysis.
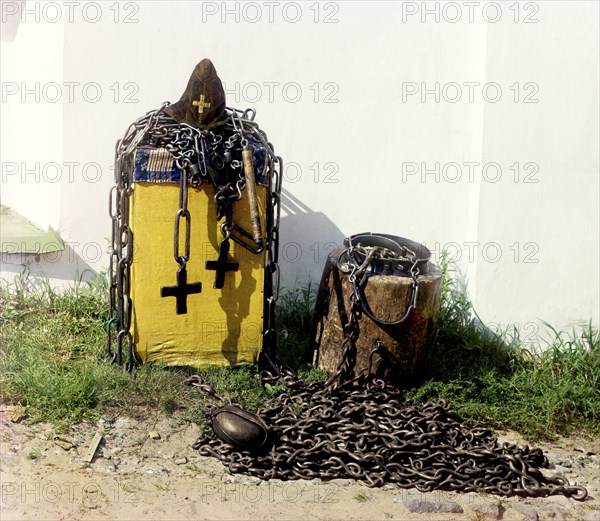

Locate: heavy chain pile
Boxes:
[192,375,588,500]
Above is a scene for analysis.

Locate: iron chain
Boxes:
[192,374,588,501]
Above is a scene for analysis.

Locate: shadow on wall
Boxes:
[0,245,98,288]
[278,189,345,291]
[0,190,346,293]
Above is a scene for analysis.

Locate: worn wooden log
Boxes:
[310,246,442,388]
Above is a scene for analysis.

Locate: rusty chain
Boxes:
[191,373,588,501]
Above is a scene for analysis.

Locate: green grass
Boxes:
[403,254,600,439]
[276,282,317,368]
[1,260,598,440]
[0,272,271,424]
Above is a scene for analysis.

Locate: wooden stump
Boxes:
[310,247,443,388]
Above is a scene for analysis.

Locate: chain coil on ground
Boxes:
[192,375,588,501]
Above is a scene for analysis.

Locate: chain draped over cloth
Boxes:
[108,58,282,368]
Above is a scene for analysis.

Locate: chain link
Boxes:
[174,169,191,267]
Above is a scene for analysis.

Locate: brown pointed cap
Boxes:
[164,59,228,129]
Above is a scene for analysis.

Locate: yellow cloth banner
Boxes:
[129,182,266,367]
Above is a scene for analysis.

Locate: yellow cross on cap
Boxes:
[193,94,211,114]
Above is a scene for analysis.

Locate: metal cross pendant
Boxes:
[193,94,211,114]
[161,266,202,315]
[206,239,239,289]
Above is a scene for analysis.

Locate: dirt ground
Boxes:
[1,406,598,521]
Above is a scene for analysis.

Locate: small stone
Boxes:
[404,497,464,514]
[540,505,566,521]
[561,458,574,469]
[554,465,571,475]
[239,475,262,486]
[94,459,117,474]
[4,405,27,423]
[53,437,73,451]
[544,495,573,509]
[470,497,504,520]
[582,514,600,521]
[333,479,355,487]
[574,447,586,453]
[148,431,160,440]
[512,503,539,521]
[225,474,263,486]
[175,457,187,465]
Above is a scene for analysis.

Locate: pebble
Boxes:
[223,474,263,486]
[561,458,574,469]
[53,437,73,451]
[512,503,539,521]
[148,431,161,440]
[469,497,504,520]
[403,496,464,514]
[539,505,567,520]
[94,459,117,474]
[553,465,572,475]
[175,457,187,465]
[582,513,600,521]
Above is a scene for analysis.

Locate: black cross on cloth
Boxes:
[206,240,239,289]
[160,266,202,315]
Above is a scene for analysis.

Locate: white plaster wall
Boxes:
[1,1,598,333]
[0,7,64,230]
[476,2,600,330]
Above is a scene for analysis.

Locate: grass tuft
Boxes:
[403,253,600,439]
[276,283,317,368]
[1,258,598,440]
